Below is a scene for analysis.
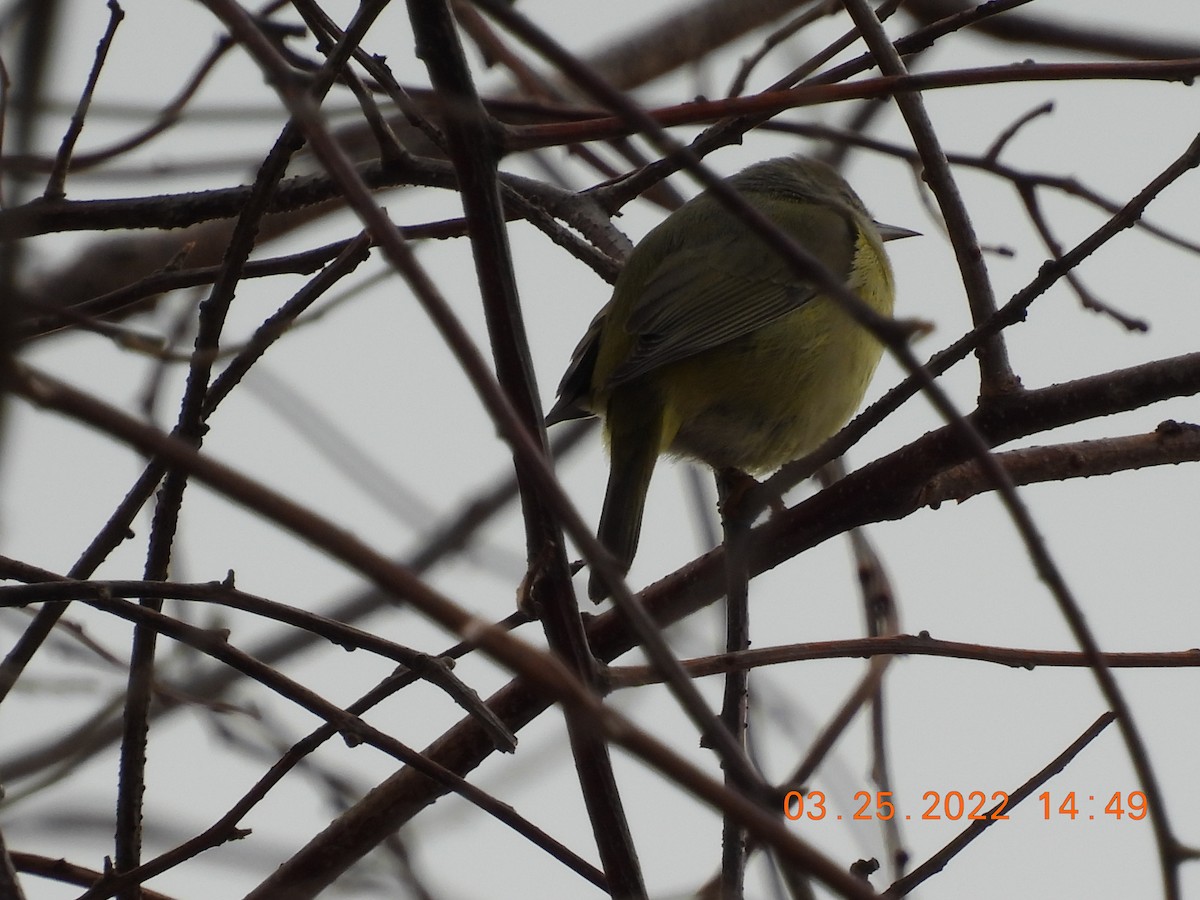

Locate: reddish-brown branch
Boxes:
[503,60,1200,152]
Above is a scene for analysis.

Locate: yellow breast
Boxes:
[654,227,894,474]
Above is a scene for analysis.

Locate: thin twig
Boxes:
[842,0,1015,395]
[42,0,124,201]
[607,634,1200,688]
[3,579,602,900]
[1018,183,1149,331]
[0,576,516,752]
[726,0,840,98]
[884,712,1118,896]
[0,421,589,785]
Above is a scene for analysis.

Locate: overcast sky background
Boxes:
[2,1,1199,898]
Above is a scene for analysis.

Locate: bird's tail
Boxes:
[588,416,662,601]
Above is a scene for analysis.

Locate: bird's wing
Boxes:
[607,201,851,387]
[545,305,607,424]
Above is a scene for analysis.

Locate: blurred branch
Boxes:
[0,232,370,708]
[727,0,840,97]
[573,0,817,92]
[0,420,591,784]
[14,236,353,341]
[0,561,588,898]
[904,0,1200,60]
[0,826,27,900]
[0,575,517,752]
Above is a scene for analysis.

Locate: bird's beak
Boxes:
[874,221,921,242]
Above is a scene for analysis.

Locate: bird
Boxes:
[546,155,915,599]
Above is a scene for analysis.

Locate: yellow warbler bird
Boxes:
[546,155,914,599]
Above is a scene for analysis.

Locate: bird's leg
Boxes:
[715,467,760,522]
